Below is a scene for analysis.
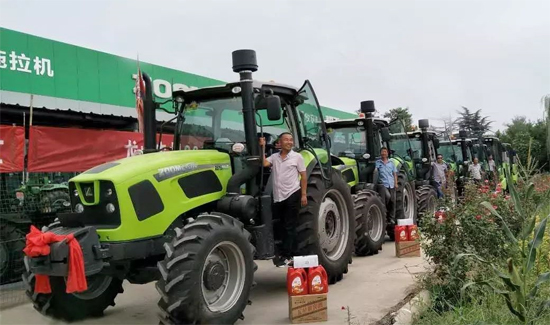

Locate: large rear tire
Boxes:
[296,168,355,284]
[416,185,438,223]
[22,268,123,321]
[0,222,26,284]
[395,172,416,222]
[353,190,387,256]
[157,213,256,325]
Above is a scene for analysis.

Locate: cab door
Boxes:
[293,80,332,177]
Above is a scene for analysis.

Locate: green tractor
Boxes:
[502,142,519,183]
[483,136,519,191]
[437,130,477,199]
[325,100,417,248]
[0,174,71,285]
[390,119,439,221]
[23,50,357,324]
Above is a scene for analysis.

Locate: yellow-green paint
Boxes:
[71,150,232,242]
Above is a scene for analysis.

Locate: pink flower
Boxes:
[476,215,482,220]
[493,205,498,210]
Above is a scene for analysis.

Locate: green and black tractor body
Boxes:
[23,50,357,324]
[390,119,439,221]
[326,102,417,245]
[483,136,518,190]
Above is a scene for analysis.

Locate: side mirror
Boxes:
[362,153,371,160]
[433,139,440,149]
[266,95,281,121]
[380,127,391,142]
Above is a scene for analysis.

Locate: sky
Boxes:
[1,0,549,131]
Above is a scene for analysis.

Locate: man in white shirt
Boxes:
[260,132,307,266]
[432,154,448,198]
[469,157,483,184]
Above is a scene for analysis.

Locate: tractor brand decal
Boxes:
[156,163,198,181]
[0,50,55,77]
[154,163,230,182]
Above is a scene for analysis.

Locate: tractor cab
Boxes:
[391,120,439,187]
[325,103,390,190]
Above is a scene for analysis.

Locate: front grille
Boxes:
[69,181,121,229]
[79,182,95,204]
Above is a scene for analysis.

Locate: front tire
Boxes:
[353,190,387,256]
[416,185,438,223]
[395,172,416,222]
[23,268,123,321]
[297,168,355,284]
[157,213,256,325]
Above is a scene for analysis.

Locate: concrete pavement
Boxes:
[0,241,429,325]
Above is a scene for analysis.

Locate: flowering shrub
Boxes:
[420,175,550,310]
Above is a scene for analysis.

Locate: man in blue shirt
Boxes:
[376,147,398,222]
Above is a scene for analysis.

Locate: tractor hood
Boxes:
[72,150,231,185]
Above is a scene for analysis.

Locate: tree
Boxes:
[456,107,493,137]
[500,116,548,170]
[383,107,413,131]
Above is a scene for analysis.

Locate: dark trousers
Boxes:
[273,190,301,258]
[377,185,396,222]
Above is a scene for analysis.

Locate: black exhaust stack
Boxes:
[221,50,274,258]
[226,50,261,195]
[142,72,156,153]
[360,100,376,160]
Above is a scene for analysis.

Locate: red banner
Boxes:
[0,125,25,173]
[28,126,209,172]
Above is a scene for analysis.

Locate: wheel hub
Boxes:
[201,241,246,313]
[366,204,384,241]
[317,190,349,261]
[404,185,414,220]
[203,261,226,291]
[325,211,337,238]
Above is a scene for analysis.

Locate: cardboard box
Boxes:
[289,293,328,324]
[293,255,319,268]
[395,240,421,258]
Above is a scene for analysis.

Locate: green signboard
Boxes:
[0,27,355,122]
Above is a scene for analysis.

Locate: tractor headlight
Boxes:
[73,189,79,197]
[106,203,116,213]
[75,203,84,213]
[422,158,428,163]
[106,188,113,197]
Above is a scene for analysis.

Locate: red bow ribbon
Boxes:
[23,225,87,294]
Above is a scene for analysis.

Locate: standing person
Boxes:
[260,132,307,267]
[432,154,448,198]
[376,147,398,222]
[469,157,483,184]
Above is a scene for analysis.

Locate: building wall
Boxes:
[0,28,355,123]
